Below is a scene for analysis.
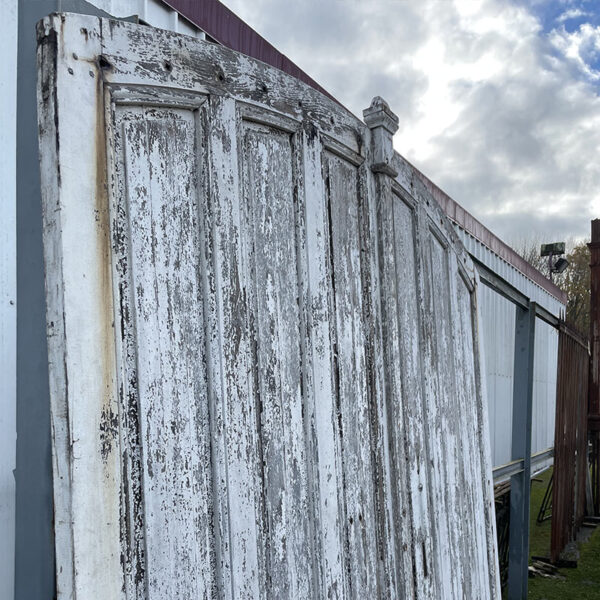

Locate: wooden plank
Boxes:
[114,107,215,598]
[324,151,379,597]
[375,182,436,598]
[452,260,491,596]
[391,194,438,598]
[207,95,263,600]
[99,18,363,157]
[301,130,346,599]
[239,120,313,597]
[38,13,122,599]
[428,232,464,598]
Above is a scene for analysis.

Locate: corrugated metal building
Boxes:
[2,1,566,598]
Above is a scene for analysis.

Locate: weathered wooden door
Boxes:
[38,12,500,599]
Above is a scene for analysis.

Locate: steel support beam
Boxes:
[493,448,554,483]
[534,303,559,329]
[474,258,529,310]
[507,303,536,599]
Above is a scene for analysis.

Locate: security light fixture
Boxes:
[540,241,568,281]
[552,257,569,274]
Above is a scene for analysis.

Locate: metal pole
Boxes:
[507,303,536,599]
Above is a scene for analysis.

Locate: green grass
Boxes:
[528,467,600,599]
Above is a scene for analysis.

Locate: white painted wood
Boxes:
[0,3,18,600]
[37,14,122,599]
[302,129,347,599]
[38,13,501,599]
[113,104,214,598]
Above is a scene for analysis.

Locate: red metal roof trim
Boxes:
[414,168,568,305]
[163,0,339,105]
[164,0,567,306]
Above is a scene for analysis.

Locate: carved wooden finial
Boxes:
[363,96,399,176]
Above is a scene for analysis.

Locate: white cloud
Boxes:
[556,8,590,22]
[549,23,600,80]
[222,0,600,242]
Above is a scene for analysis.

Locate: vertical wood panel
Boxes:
[452,263,491,596]
[302,133,346,600]
[421,229,461,597]
[240,122,313,598]
[391,195,437,598]
[324,151,379,597]
[207,96,262,600]
[118,108,214,598]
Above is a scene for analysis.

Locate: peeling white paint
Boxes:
[38,13,501,599]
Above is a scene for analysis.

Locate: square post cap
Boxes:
[363,96,399,135]
[363,97,399,176]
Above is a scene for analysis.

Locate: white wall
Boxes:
[456,227,563,475]
[0,1,18,598]
[82,0,205,37]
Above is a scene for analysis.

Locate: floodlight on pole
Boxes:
[540,242,568,282]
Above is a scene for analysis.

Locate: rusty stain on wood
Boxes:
[38,13,501,599]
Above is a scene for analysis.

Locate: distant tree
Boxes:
[510,235,548,274]
[561,241,590,335]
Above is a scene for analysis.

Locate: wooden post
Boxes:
[589,220,600,417]
[589,220,600,514]
[507,303,536,599]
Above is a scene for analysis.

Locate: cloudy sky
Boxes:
[222,0,600,245]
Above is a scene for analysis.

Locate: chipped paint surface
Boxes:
[38,13,501,599]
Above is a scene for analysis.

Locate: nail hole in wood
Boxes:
[98,55,112,70]
[67,67,74,75]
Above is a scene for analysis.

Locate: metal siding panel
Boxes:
[454,226,562,471]
[0,3,17,600]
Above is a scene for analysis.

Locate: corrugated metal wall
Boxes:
[456,228,563,476]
